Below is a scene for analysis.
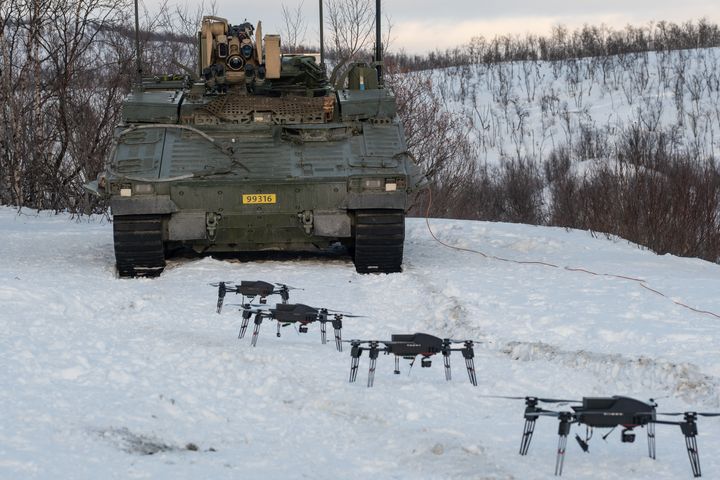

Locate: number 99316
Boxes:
[242,193,277,204]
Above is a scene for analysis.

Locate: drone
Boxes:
[236,303,359,350]
[209,280,300,313]
[347,333,478,387]
[500,395,720,477]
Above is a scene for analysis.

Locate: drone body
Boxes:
[211,280,296,313]
[513,395,715,477]
[348,333,478,387]
[237,303,350,351]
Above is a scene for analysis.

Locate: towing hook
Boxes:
[298,210,313,235]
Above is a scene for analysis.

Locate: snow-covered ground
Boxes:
[434,47,720,165]
[1,206,719,479]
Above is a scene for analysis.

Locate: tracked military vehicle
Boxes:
[86,7,423,277]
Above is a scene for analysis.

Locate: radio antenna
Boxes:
[374,0,383,86]
[319,0,325,66]
[134,0,142,84]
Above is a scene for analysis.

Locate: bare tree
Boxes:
[281,0,307,53]
[156,0,217,72]
[0,0,131,212]
[325,0,374,87]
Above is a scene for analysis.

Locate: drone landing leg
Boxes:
[349,347,361,383]
[367,348,379,388]
[394,356,400,374]
[443,351,451,381]
[349,356,360,383]
[555,434,568,476]
[464,357,477,386]
[520,418,536,455]
[320,321,327,344]
[647,422,656,460]
[462,345,477,386]
[216,282,226,313]
[250,315,264,347]
[332,319,342,352]
[681,415,701,477]
[277,322,281,338]
[239,313,251,339]
[554,414,572,476]
[685,435,701,477]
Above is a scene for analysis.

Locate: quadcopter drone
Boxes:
[237,303,359,350]
[501,395,720,477]
[347,333,478,387]
[210,280,300,313]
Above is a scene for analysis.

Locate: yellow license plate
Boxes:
[242,193,277,204]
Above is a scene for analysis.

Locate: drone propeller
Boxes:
[481,395,582,404]
[524,410,568,418]
[275,283,303,290]
[658,412,720,417]
[209,281,236,287]
[343,339,405,345]
[320,308,363,317]
[226,303,272,309]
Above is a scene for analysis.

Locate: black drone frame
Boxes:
[237,303,354,351]
[348,333,478,387]
[513,395,718,477]
[211,280,298,313]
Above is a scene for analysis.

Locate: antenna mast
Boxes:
[375,0,383,85]
[319,0,325,66]
[134,0,142,84]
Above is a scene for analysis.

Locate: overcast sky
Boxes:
[157,0,720,54]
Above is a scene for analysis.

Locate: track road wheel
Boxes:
[353,209,405,274]
[113,215,166,278]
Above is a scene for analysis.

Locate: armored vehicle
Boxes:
[86,9,423,277]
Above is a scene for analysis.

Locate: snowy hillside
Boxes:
[434,47,720,164]
[1,207,719,479]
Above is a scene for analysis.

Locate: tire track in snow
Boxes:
[404,260,720,407]
[496,340,719,406]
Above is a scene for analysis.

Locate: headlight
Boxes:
[362,178,383,190]
[133,184,153,194]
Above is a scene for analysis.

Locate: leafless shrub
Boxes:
[387,69,470,181]
[548,126,720,262]
[0,0,131,213]
[281,0,308,53]
[388,19,720,72]
[325,0,375,87]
